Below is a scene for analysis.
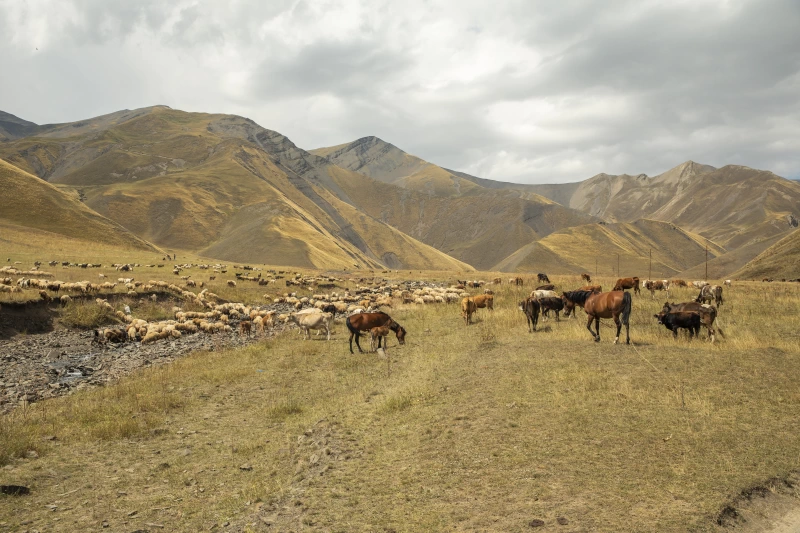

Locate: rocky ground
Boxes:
[0,327,269,414]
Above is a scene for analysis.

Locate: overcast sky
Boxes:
[1,0,799,183]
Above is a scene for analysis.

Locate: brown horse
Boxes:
[584,291,632,344]
[346,312,406,354]
[581,273,591,283]
[561,289,599,318]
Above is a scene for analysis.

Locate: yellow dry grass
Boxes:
[2,263,800,532]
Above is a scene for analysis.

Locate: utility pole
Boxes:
[617,253,620,278]
[705,244,708,281]
[595,257,598,278]
[649,248,652,282]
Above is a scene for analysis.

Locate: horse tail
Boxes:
[346,315,359,338]
[621,291,632,326]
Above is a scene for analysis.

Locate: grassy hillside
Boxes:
[0,158,158,251]
[732,229,800,280]
[493,219,724,277]
[0,108,474,271]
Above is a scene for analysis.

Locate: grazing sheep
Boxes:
[60,295,72,305]
[227,280,237,287]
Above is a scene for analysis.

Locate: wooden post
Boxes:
[617,253,620,277]
[705,244,708,281]
[649,249,652,281]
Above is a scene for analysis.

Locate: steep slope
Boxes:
[0,111,41,141]
[325,165,596,270]
[492,219,724,276]
[0,107,473,271]
[0,158,158,251]
[731,229,800,280]
[677,234,786,280]
[528,161,800,250]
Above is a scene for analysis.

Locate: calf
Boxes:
[654,311,701,339]
[518,298,540,332]
[662,301,723,343]
[538,296,564,322]
[461,297,477,325]
[644,279,671,300]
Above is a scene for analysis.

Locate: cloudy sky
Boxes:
[1,0,799,183]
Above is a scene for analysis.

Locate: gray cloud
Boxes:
[1,0,798,182]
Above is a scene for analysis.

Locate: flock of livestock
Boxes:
[0,259,743,355]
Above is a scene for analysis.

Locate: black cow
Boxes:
[518,298,540,332]
[654,311,701,339]
[538,296,564,322]
[537,273,550,283]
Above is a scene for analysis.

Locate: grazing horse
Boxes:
[535,284,555,291]
[518,298,540,332]
[538,296,564,322]
[584,291,632,344]
[346,312,406,354]
[613,277,640,295]
[581,273,591,283]
[537,273,550,283]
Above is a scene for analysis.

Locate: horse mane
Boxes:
[563,290,594,305]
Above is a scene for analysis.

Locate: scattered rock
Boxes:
[557,516,569,525]
[239,464,253,471]
[528,519,545,527]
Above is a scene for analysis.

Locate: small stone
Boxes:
[557,516,568,525]
[529,519,545,527]
[239,464,253,471]
[25,450,39,459]
[127,510,138,516]
[101,521,109,528]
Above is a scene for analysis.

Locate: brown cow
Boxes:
[461,297,477,325]
[671,279,687,287]
[613,277,640,295]
[579,284,602,293]
[518,298,540,332]
[535,284,555,291]
[472,294,494,310]
[581,273,591,283]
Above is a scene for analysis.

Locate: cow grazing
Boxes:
[537,273,550,283]
[671,279,688,287]
[723,279,731,287]
[509,277,523,286]
[581,273,591,283]
[695,285,715,305]
[644,279,671,300]
[711,285,723,306]
[579,284,602,293]
[461,297,477,325]
[289,311,333,340]
[692,280,709,289]
[538,296,564,322]
[493,277,502,285]
[662,301,723,343]
[535,284,555,291]
[613,277,640,295]
[518,298,540,332]
[654,311,701,339]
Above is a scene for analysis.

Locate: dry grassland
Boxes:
[2,266,800,532]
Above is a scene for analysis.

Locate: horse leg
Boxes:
[349,332,354,354]
[354,331,364,353]
[613,313,621,344]
[555,309,560,322]
[586,314,598,341]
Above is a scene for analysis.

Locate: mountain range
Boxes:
[1,106,798,277]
